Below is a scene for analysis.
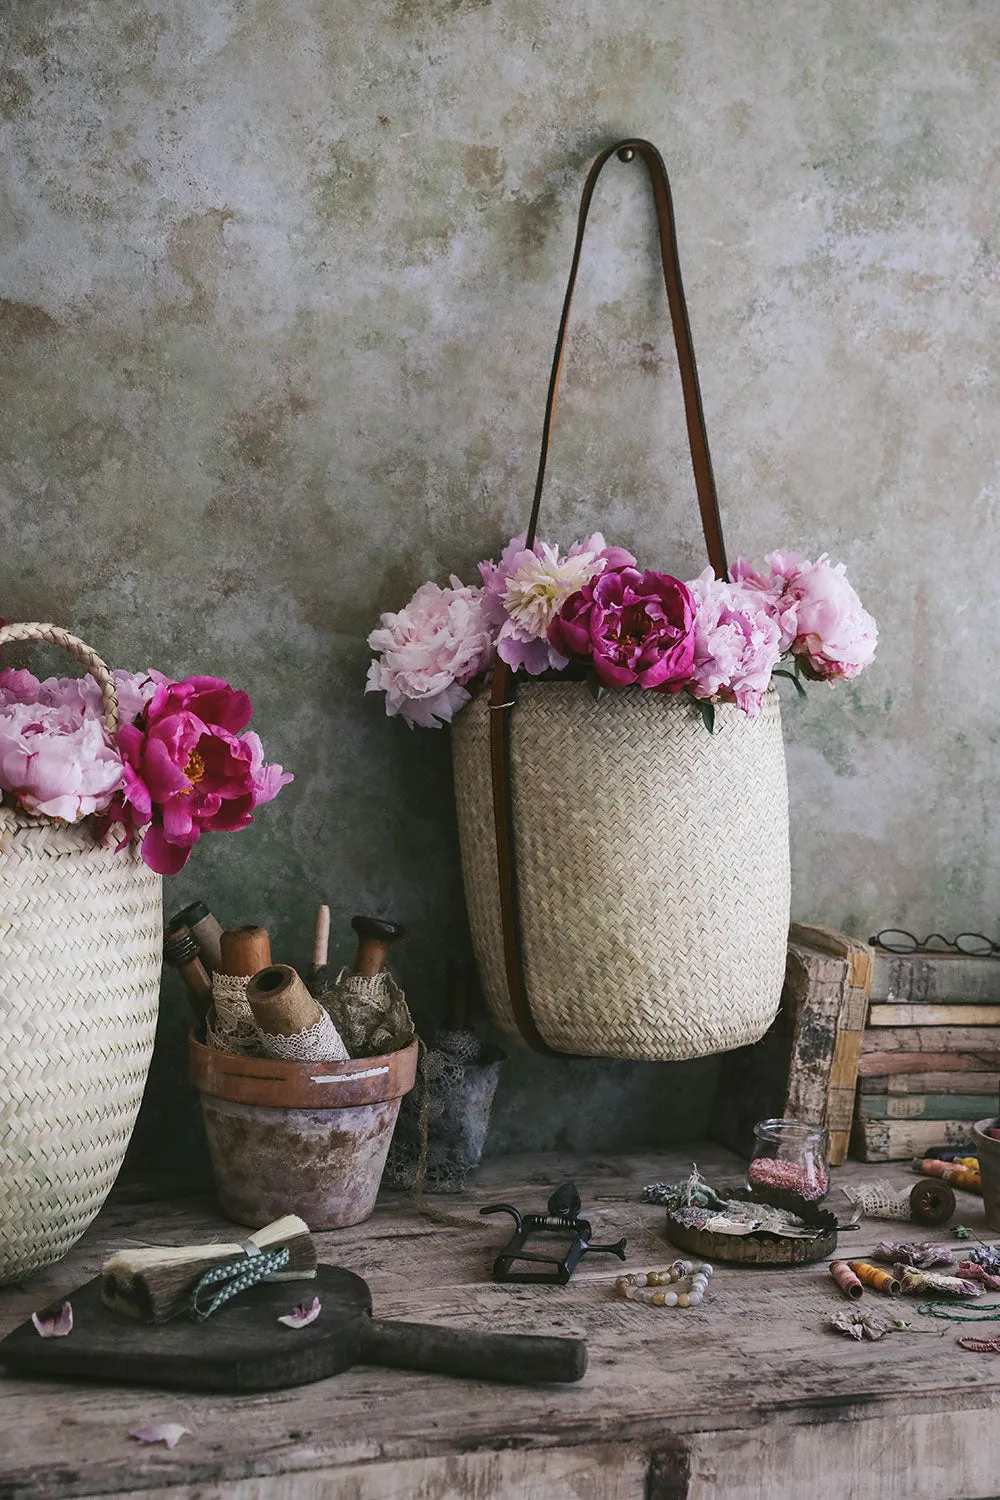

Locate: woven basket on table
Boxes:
[0,624,162,1285]
[451,139,790,1061]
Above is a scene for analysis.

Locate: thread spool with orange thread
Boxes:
[849,1261,901,1296]
[913,1158,981,1194]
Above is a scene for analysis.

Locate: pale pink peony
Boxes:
[366,578,494,728]
[0,668,156,725]
[0,701,124,821]
[731,551,877,681]
[478,531,635,675]
[685,569,783,716]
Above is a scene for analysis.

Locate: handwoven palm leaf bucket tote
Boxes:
[451,140,791,1061]
[0,625,162,1284]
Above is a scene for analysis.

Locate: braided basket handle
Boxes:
[0,623,120,735]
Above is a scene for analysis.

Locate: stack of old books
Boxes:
[852,950,1000,1161]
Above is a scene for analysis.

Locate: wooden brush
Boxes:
[101,1214,316,1324]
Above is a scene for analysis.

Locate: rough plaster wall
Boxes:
[2,0,998,1171]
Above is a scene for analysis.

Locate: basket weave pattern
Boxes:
[452,681,790,1061]
[0,623,163,1285]
[0,813,162,1283]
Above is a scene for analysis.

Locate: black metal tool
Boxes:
[480,1181,627,1285]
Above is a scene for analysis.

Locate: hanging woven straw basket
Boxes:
[451,139,790,1061]
[0,624,162,1285]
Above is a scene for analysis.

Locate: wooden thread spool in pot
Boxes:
[246,965,349,1062]
[209,927,274,1056]
[221,926,272,978]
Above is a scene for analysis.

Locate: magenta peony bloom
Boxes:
[366,578,494,728]
[0,701,124,821]
[731,551,877,681]
[685,569,783,716]
[111,675,292,875]
[549,567,696,690]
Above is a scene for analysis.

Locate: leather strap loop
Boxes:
[525,139,728,578]
[490,141,728,1055]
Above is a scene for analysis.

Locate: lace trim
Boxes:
[209,973,264,1057]
[256,1008,349,1062]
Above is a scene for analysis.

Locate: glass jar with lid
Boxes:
[746,1118,829,1212]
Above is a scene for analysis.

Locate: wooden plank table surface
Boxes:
[2,1144,1000,1500]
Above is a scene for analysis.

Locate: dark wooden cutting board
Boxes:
[0,1264,587,1390]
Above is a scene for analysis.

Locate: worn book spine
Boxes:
[859,1093,995,1122]
[861,1026,1000,1055]
[871,952,1000,1004]
[850,1115,978,1162]
[869,1004,1000,1027]
[859,1071,1000,1096]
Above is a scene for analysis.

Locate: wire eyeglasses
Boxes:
[869,929,1000,958]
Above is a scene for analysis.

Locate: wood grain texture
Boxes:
[3,1149,1000,1500]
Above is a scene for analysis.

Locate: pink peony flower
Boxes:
[685,569,783,716]
[0,668,157,725]
[731,551,877,680]
[478,531,637,675]
[0,701,124,821]
[366,578,494,728]
[549,567,696,690]
[110,676,292,875]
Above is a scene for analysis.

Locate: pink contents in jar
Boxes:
[747,1156,828,1202]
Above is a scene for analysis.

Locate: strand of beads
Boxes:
[615,1261,713,1308]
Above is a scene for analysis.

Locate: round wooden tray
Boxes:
[662,1195,839,1267]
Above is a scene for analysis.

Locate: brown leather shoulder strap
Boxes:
[491,141,727,1055]
[526,139,728,578]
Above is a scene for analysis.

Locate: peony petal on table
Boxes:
[130,1424,189,1449]
[31,1302,73,1337]
[278,1297,321,1329]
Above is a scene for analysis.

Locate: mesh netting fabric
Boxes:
[323,968,414,1057]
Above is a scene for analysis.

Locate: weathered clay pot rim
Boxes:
[974,1119,1000,1145]
[189,1031,419,1110]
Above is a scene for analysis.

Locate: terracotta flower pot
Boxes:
[189,1034,418,1229]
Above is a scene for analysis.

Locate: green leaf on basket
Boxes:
[696,700,715,734]
[588,676,606,704]
[774,669,808,700]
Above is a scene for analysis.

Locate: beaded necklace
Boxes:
[615,1260,713,1308]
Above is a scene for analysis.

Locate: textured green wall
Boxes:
[3,0,998,1171]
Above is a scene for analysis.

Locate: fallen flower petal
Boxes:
[31,1301,73,1337]
[130,1424,189,1449]
[278,1296,321,1329]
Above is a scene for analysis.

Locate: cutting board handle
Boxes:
[359,1317,587,1384]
